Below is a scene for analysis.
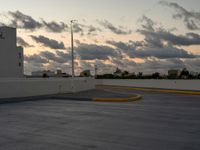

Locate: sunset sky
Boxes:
[0,0,200,75]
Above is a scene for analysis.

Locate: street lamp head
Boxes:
[71,20,78,23]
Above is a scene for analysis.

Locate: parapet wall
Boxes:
[0,77,95,99]
[97,79,200,91]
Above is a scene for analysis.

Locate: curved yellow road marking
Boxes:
[92,95,142,102]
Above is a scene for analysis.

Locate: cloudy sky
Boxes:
[1,0,200,75]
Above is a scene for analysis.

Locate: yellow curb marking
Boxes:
[92,95,142,102]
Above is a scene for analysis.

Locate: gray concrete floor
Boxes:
[0,89,200,150]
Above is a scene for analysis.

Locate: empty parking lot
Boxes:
[0,88,200,150]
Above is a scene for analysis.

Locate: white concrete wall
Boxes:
[97,79,200,91]
[73,77,95,92]
[0,77,95,99]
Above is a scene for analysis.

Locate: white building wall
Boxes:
[0,27,24,78]
[97,79,200,91]
[0,78,95,99]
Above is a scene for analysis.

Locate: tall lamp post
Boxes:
[70,20,76,78]
[70,20,77,92]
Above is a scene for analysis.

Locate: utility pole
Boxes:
[70,20,75,78]
[70,20,77,93]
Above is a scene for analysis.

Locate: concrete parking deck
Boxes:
[0,88,200,150]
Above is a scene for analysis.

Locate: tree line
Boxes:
[96,68,200,79]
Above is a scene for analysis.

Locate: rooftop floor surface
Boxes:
[0,87,200,150]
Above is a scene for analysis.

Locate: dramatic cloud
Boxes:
[110,57,136,72]
[8,11,43,30]
[107,16,199,60]
[87,25,101,35]
[76,60,95,72]
[17,37,32,47]
[24,61,46,75]
[184,58,200,70]
[107,40,144,51]
[55,51,71,63]
[2,11,68,32]
[133,46,197,59]
[1,11,129,36]
[76,43,120,60]
[98,20,132,35]
[24,54,49,64]
[31,35,65,49]
[26,50,71,64]
[73,23,84,34]
[137,17,200,53]
[42,20,68,33]
[8,9,199,74]
[25,52,200,75]
[162,32,200,46]
[140,16,156,31]
[108,40,197,59]
[95,59,117,74]
[40,51,71,63]
[70,23,102,36]
[24,52,66,75]
[139,30,200,46]
[24,50,72,74]
[138,16,200,46]
[40,51,57,61]
[107,40,131,50]
[160,1,200,30]
[137,58,186,74]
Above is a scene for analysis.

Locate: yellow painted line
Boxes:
[97,85,200,95]
[92,95,142,102]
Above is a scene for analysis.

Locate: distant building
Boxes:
[32,70,55,77]
[56,70,70,78]
[80,70,91,77]
[31,70,71,78]
[0,26,23,77]
[168,69,181,79]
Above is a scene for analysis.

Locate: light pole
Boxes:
[70,20,77,93]
[70,20,76,78]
